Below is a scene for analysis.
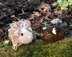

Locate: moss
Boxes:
[0,37,72,57]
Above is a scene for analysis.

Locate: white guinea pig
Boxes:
[19,27,33,44]
[8,19,33,50]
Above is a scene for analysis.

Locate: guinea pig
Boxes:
[41,25,65,43]
[37,2,51,13]
[8,19,33,50]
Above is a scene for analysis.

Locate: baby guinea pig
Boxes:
[41,25,65,43]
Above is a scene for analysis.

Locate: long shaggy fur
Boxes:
[8,19,33,50]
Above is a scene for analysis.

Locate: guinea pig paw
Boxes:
[12,46,17,50]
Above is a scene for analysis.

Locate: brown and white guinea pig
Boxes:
[41,25,65,43]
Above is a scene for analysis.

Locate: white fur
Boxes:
[8,19,33,50]
[19,28,33,44]
[52,28,56,35]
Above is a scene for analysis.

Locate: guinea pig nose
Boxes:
[21,33,23,36]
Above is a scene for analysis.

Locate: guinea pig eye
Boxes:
[41,8,44,10]
[21,33,23,36]
[45,10,47,12]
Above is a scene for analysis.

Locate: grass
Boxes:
[0,37,72,57]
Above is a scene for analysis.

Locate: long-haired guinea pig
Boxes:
[41,25,65,43]
[8,19,33,50]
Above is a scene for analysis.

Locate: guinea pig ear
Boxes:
[52,27,56,35]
